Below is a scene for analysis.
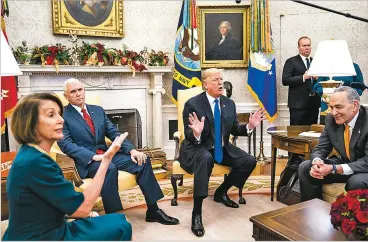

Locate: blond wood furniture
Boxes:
[250,199,346,241]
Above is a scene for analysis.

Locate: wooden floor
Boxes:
[162,157,288,179]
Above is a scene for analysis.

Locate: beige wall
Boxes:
[5,0,368,106]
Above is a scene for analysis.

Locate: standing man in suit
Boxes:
[282,36,320,125]
[299,87,368,201]
[57,78,179,225]
[206,21,242,61]
[179,68,265,237]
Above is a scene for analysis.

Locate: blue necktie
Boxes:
[214,99,223,163]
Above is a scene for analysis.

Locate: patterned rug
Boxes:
[94,176,279,210]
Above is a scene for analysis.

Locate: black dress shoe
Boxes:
[191,214,205,237]
[214,193,239,208]
[145,209,179,225]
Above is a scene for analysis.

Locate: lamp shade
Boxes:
[307,40,356,77]
[1,31,23,77]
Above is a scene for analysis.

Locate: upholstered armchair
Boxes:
[171,87,246,206]
[52,92,138,193]
[310,124,346,203]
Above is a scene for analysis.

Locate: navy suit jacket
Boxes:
[57,104,134,178]
[179,92,249,173]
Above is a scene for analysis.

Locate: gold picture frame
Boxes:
[197,5,250,68]
[52,0,124,38]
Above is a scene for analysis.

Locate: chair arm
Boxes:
[173,131,181,160]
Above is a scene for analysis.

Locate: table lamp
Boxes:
[307,40,356,102]
[1,31,23,77]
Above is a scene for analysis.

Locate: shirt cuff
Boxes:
[340,164,354,175]
[246,124,253,135]
[194,134,201,143]
[312,157,323,164]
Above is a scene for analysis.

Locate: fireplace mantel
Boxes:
[19,65,173,76]
[12,65,174,150]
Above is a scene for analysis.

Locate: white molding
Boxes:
[19,65,174,74]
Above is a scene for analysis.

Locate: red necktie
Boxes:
[82,108,105,155]
[81,108,95,135]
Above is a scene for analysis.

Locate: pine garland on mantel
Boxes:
[12,41,169,74]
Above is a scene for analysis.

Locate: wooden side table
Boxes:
[250,199,346,241]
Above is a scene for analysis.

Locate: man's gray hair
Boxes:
[334,86,360,103]
[63,78,82,92]
[219,21,232,30]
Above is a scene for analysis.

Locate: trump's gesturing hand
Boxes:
[188,112,205,138]
[248,108,267,129]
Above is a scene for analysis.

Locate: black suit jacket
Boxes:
[179,92,249,173]
[206,34,241,60]
[282,55,320,109]
[311,106,368,173]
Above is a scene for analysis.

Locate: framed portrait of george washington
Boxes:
[197,5,250,68]
[52,0,124,38]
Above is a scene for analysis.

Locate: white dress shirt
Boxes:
[219,35,226,45]
[313,111,359,175]
[71,104,90,117]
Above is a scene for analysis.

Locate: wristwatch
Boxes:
[331,164,337,174]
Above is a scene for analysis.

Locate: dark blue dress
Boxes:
[3,145,132,241]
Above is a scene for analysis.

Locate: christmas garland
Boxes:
[12,41,169,73]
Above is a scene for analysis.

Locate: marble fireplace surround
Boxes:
[15,65,173,151]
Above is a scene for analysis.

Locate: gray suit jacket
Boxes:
[311,106,368,173]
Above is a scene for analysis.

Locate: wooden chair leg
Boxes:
[238,186,246,204]
[171,174,183,206]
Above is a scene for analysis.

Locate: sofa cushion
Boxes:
[173,160,231,177]
[322,183,345,203]
[79,170,137,191]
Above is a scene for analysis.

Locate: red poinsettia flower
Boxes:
[46,56,54,65]
[346,197,361,212]
[347,189,363,198]
[341,218,357,234]
[356,211,368,223]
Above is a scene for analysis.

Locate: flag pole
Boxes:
[256,120,268,164]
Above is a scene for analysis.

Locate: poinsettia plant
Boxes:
[330,189,368,239]
[12,41,170,72]
[31,43,70,71]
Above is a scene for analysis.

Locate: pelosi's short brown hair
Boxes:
[11,93,63,145]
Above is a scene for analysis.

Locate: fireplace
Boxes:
[106,109,142,148]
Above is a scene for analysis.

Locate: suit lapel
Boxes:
[296,55,307,72]
[67,104,94,138]
[201,93,215,138]
[349,112,364,161]
[220,96,227,133]
[336,124,347,158]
